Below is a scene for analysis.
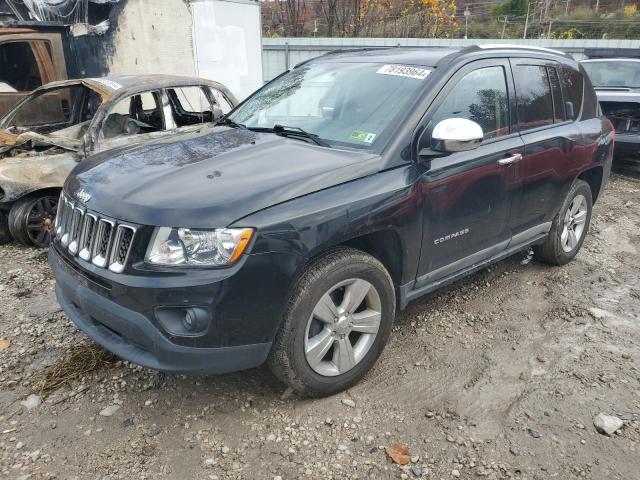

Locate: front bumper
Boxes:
[49,246,276,375]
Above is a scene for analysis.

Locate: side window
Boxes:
[560,68,584,120]
[514,65,554,131]
[102,91,163,139]
[167,86,215,127]
[0,41,54,92]
[209,87,233,115]
[547,67,565,123]
[432,66,509,140]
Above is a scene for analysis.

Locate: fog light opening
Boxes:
[184,310,195,331]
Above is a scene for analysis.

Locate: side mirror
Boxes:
[431,118,484,153]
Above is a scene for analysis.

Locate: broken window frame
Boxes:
[98,89,166,141]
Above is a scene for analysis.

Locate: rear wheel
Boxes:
[8,194,59,247]
[268,248,395,397]
[534,180,592,266]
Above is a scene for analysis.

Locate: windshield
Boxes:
[229,62,431,149]
[582,61,640,89]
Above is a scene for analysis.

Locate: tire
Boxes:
[8,194,59,248]
[0,211,11,245]
[534,180,593,266]
[268,247,396,398]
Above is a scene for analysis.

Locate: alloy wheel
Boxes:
[561,193,587,253]
[26,196,59,247]
[304,278,382,377]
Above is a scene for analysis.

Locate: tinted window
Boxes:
[514,65,554,131]
[560,67,583,120]
[432,66,509,139]
[547,67,565,123]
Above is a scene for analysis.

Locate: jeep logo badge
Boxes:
[75,188,91,203]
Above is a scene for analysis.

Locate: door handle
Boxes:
[498,153,522,166]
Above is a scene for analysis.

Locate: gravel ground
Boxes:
[1,174,639,480]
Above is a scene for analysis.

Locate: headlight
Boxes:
[145,227,254,266]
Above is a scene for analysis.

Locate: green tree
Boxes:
[492,0,529,18]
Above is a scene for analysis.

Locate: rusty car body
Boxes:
[0,74,237,246]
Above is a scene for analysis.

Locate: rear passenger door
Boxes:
[508,59,581,244]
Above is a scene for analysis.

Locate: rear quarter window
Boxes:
[579,66,598,119]
[560,67,584,120]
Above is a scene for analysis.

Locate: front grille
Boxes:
[54,192,137,273]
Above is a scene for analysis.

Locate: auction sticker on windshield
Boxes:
[349,131,377,143]
[376,65,430,80]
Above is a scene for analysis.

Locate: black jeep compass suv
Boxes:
[50,45,614,397]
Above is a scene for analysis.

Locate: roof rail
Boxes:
[294,46,395,69]
[465,44,569,57]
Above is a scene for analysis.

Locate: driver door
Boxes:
[415,59,524,288]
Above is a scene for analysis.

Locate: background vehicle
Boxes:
[0,75,236,246]
[50,45,613,397]
[582,58,640,172]
[0,0,262,117]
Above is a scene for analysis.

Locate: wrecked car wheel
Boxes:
[8,195,59,247]
[0,212,11,244]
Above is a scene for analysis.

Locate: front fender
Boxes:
[232,165,423,286]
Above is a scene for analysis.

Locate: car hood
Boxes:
[66,126,382,228]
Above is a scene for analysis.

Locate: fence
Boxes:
[262,37,640,82]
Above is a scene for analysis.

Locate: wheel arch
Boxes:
[577,166,604,204]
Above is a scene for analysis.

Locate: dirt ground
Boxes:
[0,174,639,480]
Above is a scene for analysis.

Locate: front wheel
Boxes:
[268,248,396,397]
[534,179,593,266]
[8,194,59,247]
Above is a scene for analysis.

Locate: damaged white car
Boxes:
[0,75,237,246]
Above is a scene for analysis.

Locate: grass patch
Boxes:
[33,343,118,395]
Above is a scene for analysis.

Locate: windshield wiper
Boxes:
[249,124,330,147]
[215,117,247,129]
[273,125,331,147]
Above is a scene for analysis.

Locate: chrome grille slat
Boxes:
[60,199,74,246]
[68,207,85,254]
[78,213,97,261]
[108,225,135,273]
[92,219,114,268]
[54,193,137,274]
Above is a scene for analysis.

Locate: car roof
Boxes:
[303,44,571,69]
[35,75,227,97]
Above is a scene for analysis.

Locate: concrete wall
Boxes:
[262,37,640,82]
[107,0,197,77]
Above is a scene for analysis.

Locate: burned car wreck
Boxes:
[582,58,640,172]
[0,75,236,246]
